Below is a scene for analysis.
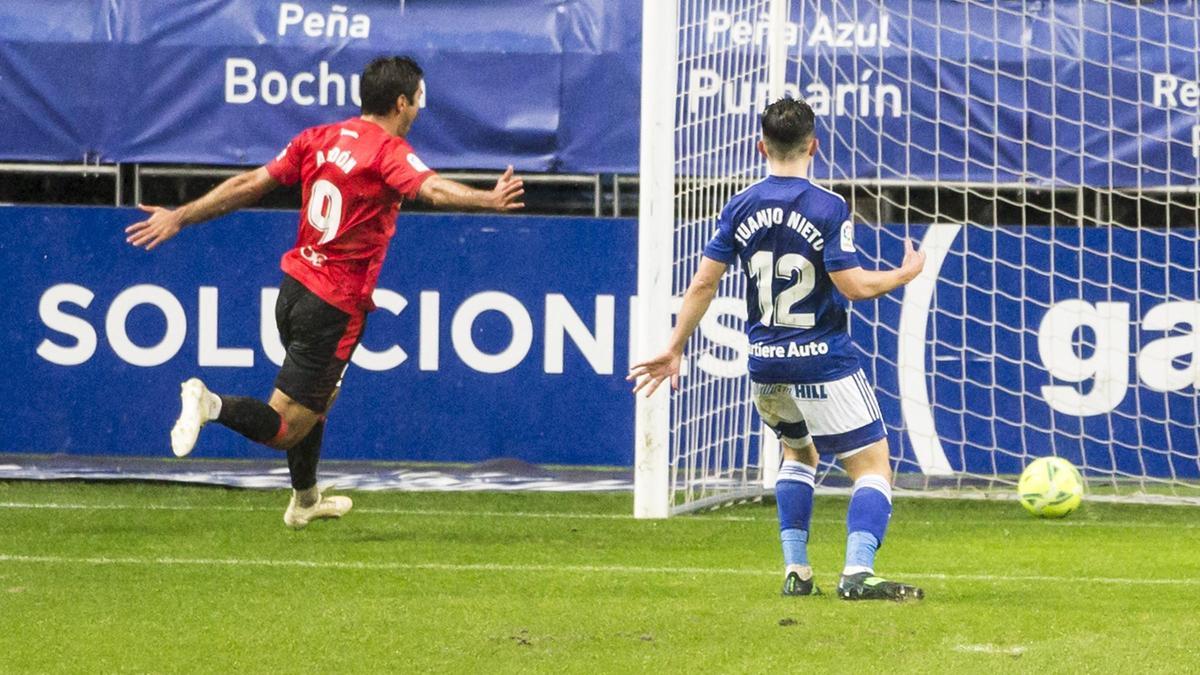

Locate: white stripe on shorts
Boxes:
[853,371,882,420]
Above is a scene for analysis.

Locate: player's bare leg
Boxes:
[169,380,350,528]
[840,440,891,480]
[273,388,353,530]
[264,388,323,448]
[836,440,923,601]
[778,440,821,596]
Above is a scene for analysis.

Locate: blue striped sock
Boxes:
[844,475,892,574]
[777,460,816,567]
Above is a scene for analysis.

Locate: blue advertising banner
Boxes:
[851,224,1200,481]
[684,0,1200,186]
[0,0,640,171]
[1,206,637,465]
[2,1,1199,183]
[2,205,1197,477]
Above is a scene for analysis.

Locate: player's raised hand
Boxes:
[627,350,682,397]
[899,238,926,282]
[125,204,185,251]
[490,165,525,211]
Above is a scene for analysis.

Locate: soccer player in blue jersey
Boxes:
[629,97,927,601]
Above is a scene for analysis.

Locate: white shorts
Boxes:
[751,369,886,458]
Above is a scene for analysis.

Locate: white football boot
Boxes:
[283,489,354,530]
[170,378,219,458]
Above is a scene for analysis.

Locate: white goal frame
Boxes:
[635,0,793,518]
[643,1,1200,514]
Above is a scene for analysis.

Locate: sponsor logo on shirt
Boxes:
[749,340,830,359]
[299,245,327,268]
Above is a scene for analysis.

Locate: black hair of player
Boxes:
[360,56,424,116]
[760,97,815,158]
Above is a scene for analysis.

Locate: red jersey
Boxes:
[265,117,436,315]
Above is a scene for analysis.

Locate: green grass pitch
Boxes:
[1,481,1197,672]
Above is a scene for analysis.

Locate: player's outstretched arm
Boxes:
[628,257,728,397]
[125,167,280,251]
[417,165,525,212]
[829,238,926,301]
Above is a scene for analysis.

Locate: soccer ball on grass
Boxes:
[1017,457,1083,518]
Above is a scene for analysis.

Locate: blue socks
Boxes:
[777,467,895,576]
[776,460,816,567]
[843,474,893,575]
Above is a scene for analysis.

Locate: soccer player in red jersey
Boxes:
[125,56,524,528]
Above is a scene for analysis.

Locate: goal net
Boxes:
[635,0,1200,517]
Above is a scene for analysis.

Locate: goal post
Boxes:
[635,0,791,517]
[636,0,1200,516]
[633,0,677,519]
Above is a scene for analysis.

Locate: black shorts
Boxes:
[273,274,366,413]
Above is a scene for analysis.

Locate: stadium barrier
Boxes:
[3,205,1197,483]
[5,206,636,465]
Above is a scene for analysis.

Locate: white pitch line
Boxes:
[0,553,1195,587]
[0,554,762,577]
[903,572,1199,586]
[0,501,1195,529]
[953,643,1027,656]
[0,502,757,522]
[0,502,660,520]
[0,501,269,512]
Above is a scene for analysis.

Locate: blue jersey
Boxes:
[703,176,862,384]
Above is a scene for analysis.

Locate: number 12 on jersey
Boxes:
[748,251,816,328]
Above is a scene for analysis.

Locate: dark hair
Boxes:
[360,56,424,115]
[760,98,815,158]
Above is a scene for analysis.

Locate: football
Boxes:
[1018,457,1084,518]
